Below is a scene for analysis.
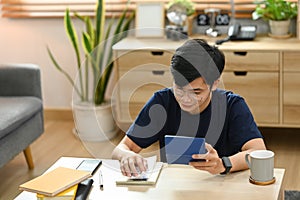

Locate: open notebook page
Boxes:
[129,155,157,180]
[115,155,163,185]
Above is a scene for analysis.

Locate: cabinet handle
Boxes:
[152,70,165,75]
[234,71,248,76]
[233,52,247,56]
[151,51,164,56]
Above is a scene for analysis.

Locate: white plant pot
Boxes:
[269,19,291,36]
[72,101,117,142]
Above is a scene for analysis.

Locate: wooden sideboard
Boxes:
[112,36,300,128]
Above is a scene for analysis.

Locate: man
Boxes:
[112,39,266,177]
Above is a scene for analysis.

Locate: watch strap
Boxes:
[220,156,232,175]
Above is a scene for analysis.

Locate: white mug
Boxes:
[245,150,274,182]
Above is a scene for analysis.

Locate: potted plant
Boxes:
[252,0,298,37]
[47,0,134,141]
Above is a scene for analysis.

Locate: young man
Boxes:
[112,39,266,177]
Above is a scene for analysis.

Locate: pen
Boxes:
[99,170,104,190]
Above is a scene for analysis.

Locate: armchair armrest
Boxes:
[0,64,42,99]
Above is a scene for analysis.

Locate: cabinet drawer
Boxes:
[283,52,300,72]
[116,50,173,70]
[283,73,300,124]
[118,65,172,103]
[223,51,279,72]
[283,73,300,105]
[221,72,279,124]
[116,65,173,122]
[283,106,300,124]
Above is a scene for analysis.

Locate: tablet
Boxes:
[76,159,102,175]
[164,135,206,165]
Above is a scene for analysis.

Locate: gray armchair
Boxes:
[0,64,44,169]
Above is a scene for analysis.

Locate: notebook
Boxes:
[36,184,78,200]
[165,135,206,165]
[19,167,91,197]
[116,156,163,186]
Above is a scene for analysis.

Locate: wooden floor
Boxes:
[1,120,300,200]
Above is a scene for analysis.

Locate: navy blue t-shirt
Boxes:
[126,88,262,162]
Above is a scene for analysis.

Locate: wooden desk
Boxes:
[15,157,285,200]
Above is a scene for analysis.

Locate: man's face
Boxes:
[173,77,212,114]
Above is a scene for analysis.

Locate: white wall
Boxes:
[0,17,84,109]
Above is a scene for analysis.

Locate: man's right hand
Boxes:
[120,151,148,177]
[111,136,148,177]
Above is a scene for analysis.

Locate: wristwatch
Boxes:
[220,157,232,175]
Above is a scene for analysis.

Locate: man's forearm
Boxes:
[112,142,147,176]
[229,138,266,172]
[111,144,131,160]
[229,150,252,172]
[112,136,143,161]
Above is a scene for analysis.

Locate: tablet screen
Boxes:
[165,135,206,165]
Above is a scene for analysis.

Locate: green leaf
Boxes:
[97,17,114,74]
[113,7,127,41]
[104,17,114,41]
[82,32,92,54]
[74,12,85,22]
[85,17,95,48]
[95,0,105,45]
[64,9,84,100]
[94,61,114,105]
[47,46,83,100]
[64,9,81,67]
[121,12,135,37]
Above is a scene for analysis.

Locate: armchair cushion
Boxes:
[0,97,43,139]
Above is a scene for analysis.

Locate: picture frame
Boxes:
[135,2,165,38]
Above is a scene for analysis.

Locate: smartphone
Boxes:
[189,158,206,162]
[76,159,102,175]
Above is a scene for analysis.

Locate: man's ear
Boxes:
[211,79,220,91]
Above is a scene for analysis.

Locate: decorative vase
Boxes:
[269,19,291,36]
[72,101,117,142]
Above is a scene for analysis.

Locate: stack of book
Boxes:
[36,184,78,200]
[19,167,92,200]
